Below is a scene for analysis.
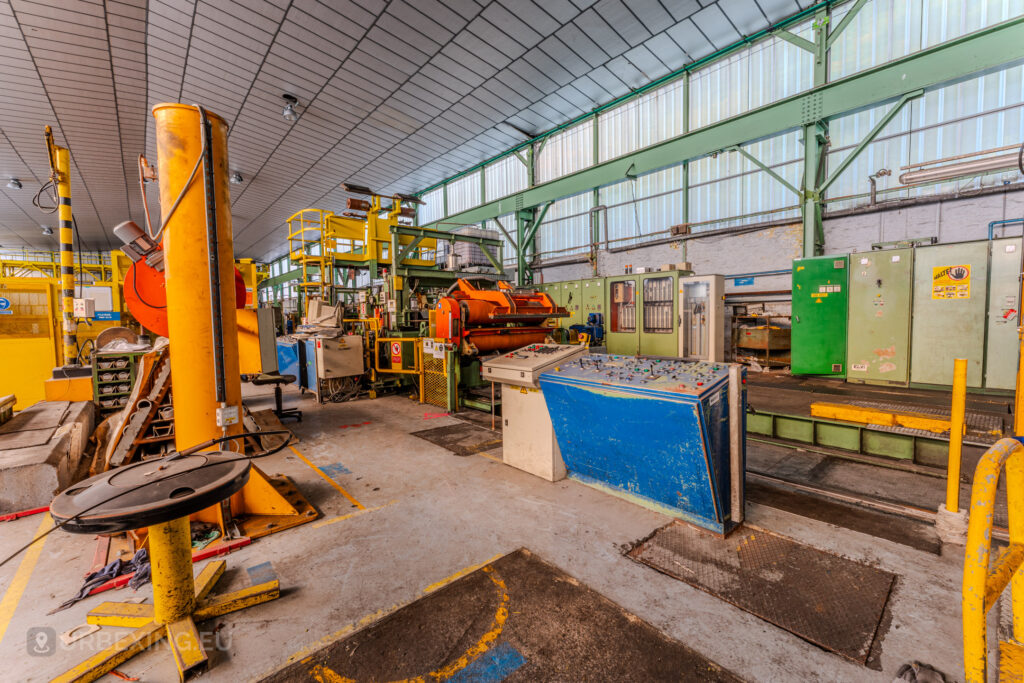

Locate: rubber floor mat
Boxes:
[411,421,501,456]
[627,521,895,664]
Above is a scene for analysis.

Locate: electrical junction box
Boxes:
[846,248,913,386]
[73,298,95,318]
[910,241,988,387]
[984,237,1022,390]
[315,334,364,379]
[679,275,725,363]
[540,354,745,535]
[482,343,588,481]
[791,255,849,376]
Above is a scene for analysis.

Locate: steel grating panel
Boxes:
[627,521,896,664]
[420,352,449,409]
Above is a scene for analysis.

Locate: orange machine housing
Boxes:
[435,279,567,353]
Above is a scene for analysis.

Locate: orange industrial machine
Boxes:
[435,279,567,353]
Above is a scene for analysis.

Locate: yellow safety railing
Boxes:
[373,337,422,375]
[963,437,1024,682]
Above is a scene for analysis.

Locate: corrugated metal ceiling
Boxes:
[0,0,814,259]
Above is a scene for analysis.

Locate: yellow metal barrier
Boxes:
[963,437,1024,682]
[947,358,968,513]
[374,337,422,375]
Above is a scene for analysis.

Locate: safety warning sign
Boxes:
[932,264,971,299]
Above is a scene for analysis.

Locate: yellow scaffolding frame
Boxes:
[962,437,1024,682]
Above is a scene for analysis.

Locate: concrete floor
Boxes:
[0,385,976,682]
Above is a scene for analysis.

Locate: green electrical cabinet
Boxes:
[560,280,582,329]
[984,237,1022,390]
[846,248,913,386]
[910,241,989,387]
[605,274,640,355]
[580,277,604,323]
[639,272,678,357]
[791,255,849,376]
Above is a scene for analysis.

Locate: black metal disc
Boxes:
[51,452,251,534]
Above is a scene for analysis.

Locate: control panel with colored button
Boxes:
[542,354,730,396]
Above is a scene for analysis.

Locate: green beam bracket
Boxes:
[522,201,553,248]
[729,145,801,196]
[775,29,815,53]
[420,16,1024,232]
[492,215,516,250]
[827,0,870,48]
[818,89,922,195]
[396,235,425,265]
[512,150,528,168]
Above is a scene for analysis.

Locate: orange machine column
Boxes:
[152,104,242,452]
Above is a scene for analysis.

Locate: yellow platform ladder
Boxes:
[287,208,336,304]
[963,437,1024,682]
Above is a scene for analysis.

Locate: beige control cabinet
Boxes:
[481,343,588,481]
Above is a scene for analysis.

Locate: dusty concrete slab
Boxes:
[0,386,968,682]
[264,548,741,683]
[0,401,93,513]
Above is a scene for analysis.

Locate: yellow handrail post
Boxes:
[947,358,968,513]
[962,438,1024,682]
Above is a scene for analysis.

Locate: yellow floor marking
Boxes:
[289,445,365,510]
[310,564,511,683]
[475,451,502,464]
[313,501,396,529]
[423,553,505,594]
[0,513,53,647]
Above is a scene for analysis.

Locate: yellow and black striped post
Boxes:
[46,126,77,365]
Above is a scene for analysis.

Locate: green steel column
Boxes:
[681,72,690,263]
[516,209,530,287]
[802,8,830,257]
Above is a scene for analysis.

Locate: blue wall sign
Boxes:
[93,311,121,321]
[733,277,755,286]
[0,297,11,315]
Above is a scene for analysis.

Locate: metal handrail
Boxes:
[963,437,1024,682]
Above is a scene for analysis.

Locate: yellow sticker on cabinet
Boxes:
[932,264,971,299]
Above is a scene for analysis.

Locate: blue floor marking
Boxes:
[247,562,277,585]
[319,462,352,477]
[448,642,526,683]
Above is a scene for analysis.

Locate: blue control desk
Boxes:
[539,354,745,535]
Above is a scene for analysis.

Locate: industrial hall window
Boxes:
[610,280,636,332]
[643,277,673,334]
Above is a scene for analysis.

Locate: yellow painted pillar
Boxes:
[152,104,242,452]
[148,516,196,624]
[47,127,77,365]
[946,358,968,513]
[1016,317,1024,437]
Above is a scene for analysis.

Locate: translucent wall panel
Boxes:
[825,65,1024,210]
[830,0,1024,80]
[599,165,687,247]
[536,193,593,258]
[690,25,813,130]
[419,187,443,223]
[535,121,594,184]
[485,156,527,202]
[483,213,517,264]
[598,77,687,162]
[445,170,481,215]
[688,131,803,230]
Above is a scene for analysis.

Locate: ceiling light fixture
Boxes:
[6,178,21,190]
[282,94,298,123]
[230,172,243,185]
[41,225,53,236]
[899,151,1022,185]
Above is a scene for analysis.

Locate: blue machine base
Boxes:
[568,472,733,535]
